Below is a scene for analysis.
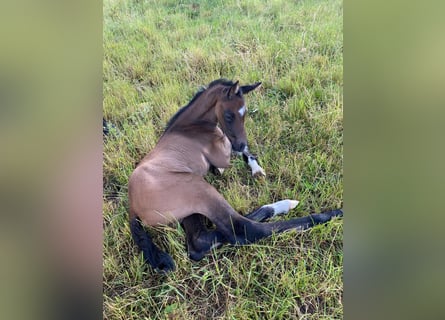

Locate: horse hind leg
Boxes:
[182,201,297,261]
[130,217,175,272]
[215,208,343,246]
[265,209,343,234]
[183,206,342,260]
[182,214,226,261]
[245,199,300,222]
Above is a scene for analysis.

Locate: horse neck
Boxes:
[181,86,220,125]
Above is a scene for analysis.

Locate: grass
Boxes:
[103,0,343,318]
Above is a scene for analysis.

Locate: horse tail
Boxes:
[129,217,175,272]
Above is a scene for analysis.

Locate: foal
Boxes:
[128,79,342,272]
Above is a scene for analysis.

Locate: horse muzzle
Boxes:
[231,141,246,153]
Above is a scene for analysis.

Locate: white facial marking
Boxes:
[238,105,246,116]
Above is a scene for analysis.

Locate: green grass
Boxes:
[103,0,343,318]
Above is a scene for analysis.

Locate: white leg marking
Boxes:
[241,146,266,177]
[248,157,266,177]
[268,199,299,216]
[217,168,225,174]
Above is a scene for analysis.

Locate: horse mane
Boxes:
[162,79,235,135]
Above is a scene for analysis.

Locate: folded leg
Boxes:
[182,214,226,261]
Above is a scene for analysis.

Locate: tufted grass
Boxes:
[103,0,343,318]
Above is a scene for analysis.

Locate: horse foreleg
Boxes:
[209,165,225,176]
[241,146,266,177]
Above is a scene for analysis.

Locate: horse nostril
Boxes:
[239,142,246,152]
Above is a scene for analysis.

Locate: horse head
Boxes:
[215,81,261,152]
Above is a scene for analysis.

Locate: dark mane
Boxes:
[162,79,235,135]
[163,88,205,133]
[207,78,235,87]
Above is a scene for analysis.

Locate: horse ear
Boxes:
[227,81,240,98]
[240,82,262,95]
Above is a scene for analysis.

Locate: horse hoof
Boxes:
[289,200,299,209]
[154,253,176,273]
[252,167,266,177]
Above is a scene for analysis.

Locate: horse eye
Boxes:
[224,111,235,123]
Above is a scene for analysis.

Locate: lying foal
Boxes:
[128,79,342,272]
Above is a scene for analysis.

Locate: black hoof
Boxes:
[188,250,205,262]
[331,209,343,217]
[153,252,175,273]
